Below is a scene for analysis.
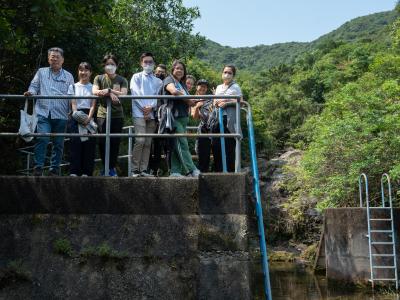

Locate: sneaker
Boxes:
[81,174,88,177]
[140,171,154,177]
[32,166,43,176]
[169,173,184,177]
[131,170,141,177]
[188,169,201,177]
[109,168,118,177]
[70,174,78,177]
[48,168,60,176]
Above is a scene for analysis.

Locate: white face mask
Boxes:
[143,64,154,74]
[222,73,233,81]
[105,64,117,75]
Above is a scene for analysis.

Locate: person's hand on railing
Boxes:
[96,89,109,97]
[214,99,227,108]
[110,92,120,104]
[23,91,32,97]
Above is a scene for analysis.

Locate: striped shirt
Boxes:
[28,67,74,120]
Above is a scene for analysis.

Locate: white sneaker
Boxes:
[188,169,201,177]
[131,170,141,177]
[169,173,184,177]
[70,174,78,177]
[140,171,154,177]
[81,174,88,177]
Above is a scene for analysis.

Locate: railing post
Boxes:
[235,98,241,173]
[218,107,227,173]
[128,127,132,176]
[358,173,368,207]
[104,98,111,176]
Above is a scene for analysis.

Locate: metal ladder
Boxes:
[359,173,398,289]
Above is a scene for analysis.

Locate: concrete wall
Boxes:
[0,174,254,300]
[322,208,400,285]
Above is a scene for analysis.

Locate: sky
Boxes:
[182,0,397,47]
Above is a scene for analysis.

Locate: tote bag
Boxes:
[18,99,38,142]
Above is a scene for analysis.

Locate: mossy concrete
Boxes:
[0,173,254,299]
[318,208,400,286]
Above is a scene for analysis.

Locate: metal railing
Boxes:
[1,94,241,176]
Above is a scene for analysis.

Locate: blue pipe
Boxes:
[247,107,272,300]
[218,107,227,173]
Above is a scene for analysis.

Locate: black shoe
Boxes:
[48,168,60,176]
[32,167,43,176]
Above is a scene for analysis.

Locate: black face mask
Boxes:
[155,73,165,80]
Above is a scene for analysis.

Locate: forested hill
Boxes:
[197,10,397,72]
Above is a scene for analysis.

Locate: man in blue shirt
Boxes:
[24,47,74,176]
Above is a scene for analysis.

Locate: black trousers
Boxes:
[69,110,96,176]
[197,126,212,172]
[148,126,162,173]
[97,117,123,169]
[212,117,236,173]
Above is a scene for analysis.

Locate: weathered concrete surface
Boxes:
[322,208,400,285]
[0,174,247,215]
[0,174,253,300]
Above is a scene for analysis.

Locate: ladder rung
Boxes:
[370,230,392,233]
[370,218,392,221]
[369,207,391,209]
[369,278,397,281]
[372,254,395,257]
[371,242,394,245]
[373,266,396,269]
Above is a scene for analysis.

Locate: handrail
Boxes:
[359,173,369,207]
[380,173,391,208]
[242,101,272,300]
[0,94,240,100]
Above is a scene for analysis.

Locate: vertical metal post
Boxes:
[104,99,111,176]
[128,127,132,176]
[235,98,241,173]
[218,108,227,173]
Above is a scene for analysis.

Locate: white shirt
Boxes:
[215,82,242,98]
[67,82,94,109]
[130,71,163,119]
[215,82,242,116]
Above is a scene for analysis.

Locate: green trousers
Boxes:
[171,117,197,175]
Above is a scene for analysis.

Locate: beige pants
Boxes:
[132,118,157,172]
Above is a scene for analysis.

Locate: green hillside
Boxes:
[197,10,397,72]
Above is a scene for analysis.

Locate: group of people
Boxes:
[24,47,243,177]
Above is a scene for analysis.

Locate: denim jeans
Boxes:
[34,115,67,171]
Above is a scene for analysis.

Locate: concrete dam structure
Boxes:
[315,208,400,286]
[0,173,256,299]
